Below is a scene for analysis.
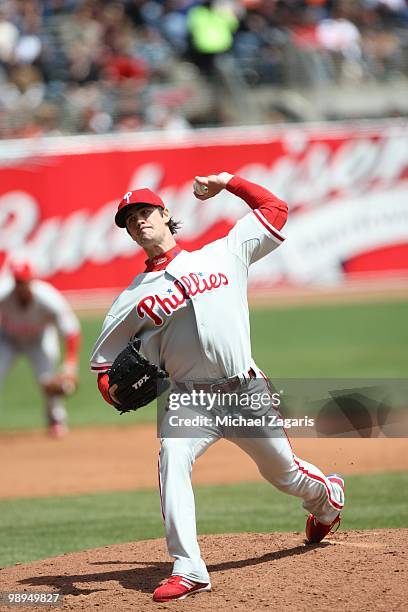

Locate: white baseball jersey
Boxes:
[0,279,80,341]
[91,210,285,381]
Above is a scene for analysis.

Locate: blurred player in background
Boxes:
[0,261,81,438]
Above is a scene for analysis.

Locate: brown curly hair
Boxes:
[166,217,182,235]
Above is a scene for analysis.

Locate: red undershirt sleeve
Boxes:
[98,372,114,406]
[64,332,81,371]
[226,175,288,230]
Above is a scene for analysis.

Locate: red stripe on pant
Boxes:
[259,369,284,419]
[293,456,343,511]
[259,369,343,512]
[157,452,165,521]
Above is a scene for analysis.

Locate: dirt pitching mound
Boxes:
[1,530,407,611]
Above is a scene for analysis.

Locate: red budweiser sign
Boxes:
[1,123,407,292]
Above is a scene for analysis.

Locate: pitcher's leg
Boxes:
[233,431,344,524]
[158,435,218,582]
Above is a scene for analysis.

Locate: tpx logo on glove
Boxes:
[132,373,151,390]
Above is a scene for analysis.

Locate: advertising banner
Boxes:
[0,122,407,294]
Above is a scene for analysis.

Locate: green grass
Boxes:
[0,300,407,431]
[1,472,407,568]
[250,300,408,378]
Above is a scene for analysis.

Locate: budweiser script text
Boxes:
[1,129,407,278]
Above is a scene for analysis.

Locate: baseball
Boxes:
[193,181,208,195]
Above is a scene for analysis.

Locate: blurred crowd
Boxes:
[0,0,407,138]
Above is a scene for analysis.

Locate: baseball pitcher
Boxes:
[91,173,345,602]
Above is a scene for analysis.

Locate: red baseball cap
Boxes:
[115,188,165,228]
[10,261,34,282]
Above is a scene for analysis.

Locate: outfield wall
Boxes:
[1,120,407,295]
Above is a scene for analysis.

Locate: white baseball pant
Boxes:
[158,415,344,583]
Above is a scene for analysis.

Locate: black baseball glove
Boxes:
[108,338,170,414]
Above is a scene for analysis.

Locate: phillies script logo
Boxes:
[137,271,228,325]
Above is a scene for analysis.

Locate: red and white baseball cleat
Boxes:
[305,474,345,544]
[152,575,211,602]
